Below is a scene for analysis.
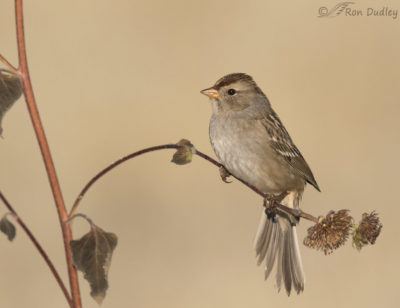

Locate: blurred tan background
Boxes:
[0,0,399,307]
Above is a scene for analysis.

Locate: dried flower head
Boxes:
[304,209,353,255]
[352,211,382,251]
[171,139,195,165]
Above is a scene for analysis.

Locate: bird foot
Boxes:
[219,166,232,183]
[263,192,288,222]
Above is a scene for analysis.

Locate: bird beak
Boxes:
[200,87,220,99]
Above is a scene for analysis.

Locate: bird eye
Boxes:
[227,89,236,95]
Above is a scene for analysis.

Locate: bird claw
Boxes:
[219,166,232,183]
[263,192,288,222]
[264,197,277,222]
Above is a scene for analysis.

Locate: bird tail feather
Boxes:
[254,192,305,295]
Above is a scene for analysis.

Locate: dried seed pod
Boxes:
[171,139,195,165]
[304,209,353,255]
[352,211,382,251]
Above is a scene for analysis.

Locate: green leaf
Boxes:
[171,139,195,165]
[0,215,16,241]
[0,69,22,136]
[70,224,118,305]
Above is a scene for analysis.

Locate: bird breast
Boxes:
[209,114,304,194]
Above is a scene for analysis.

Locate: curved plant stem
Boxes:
[69,144,180,217]
[0,191,73,307]
[66,213,95,228]
[14,1,81,307]
[69,144,319,223]
[0,53,18,73]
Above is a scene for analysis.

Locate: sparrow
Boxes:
[201,73,320,295]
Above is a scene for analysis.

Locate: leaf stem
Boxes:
[0,53,18,73]
[66,213,95,228]
[0,190,73,307]
[14,1,81,307]
[70,143,319,223]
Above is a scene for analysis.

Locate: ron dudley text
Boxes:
[346,7,398,19]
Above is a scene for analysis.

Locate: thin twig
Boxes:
[0,190,73,307]
[69,144,180,217]
[70,143,319,223]
[0,53,18,73]
[296,209,319,223]
[195,150,319,222]
[66,213,94,228]
[14,1,81,307]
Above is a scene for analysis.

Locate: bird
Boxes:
[200,73,320,295]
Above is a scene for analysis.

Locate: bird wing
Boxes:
[260,110,320,191]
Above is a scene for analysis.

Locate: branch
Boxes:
[0,190,73,307]
[0,53,18,73]
[69,143,319,223]
[14,1,81,307]
[69,144,180,217]
[69,141,383,257]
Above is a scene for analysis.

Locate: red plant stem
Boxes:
[0,191,73,306]
[69,144,319,223]
[14,1,81,307]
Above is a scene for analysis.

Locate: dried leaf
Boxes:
[0,215,16,241]
[70,224,118,305]
[352,211,382,251]
[304,210,353,255]
[171,139,195,165]
[0,70,22,136]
